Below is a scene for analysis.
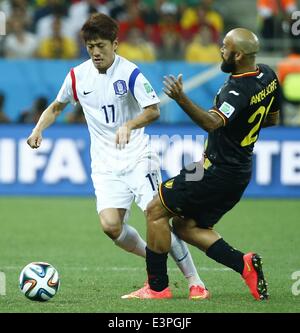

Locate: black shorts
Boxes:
[159,166,249,229]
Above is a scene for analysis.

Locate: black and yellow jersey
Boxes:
[205,64,281,181]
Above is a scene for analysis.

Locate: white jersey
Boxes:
[56,55,160,174]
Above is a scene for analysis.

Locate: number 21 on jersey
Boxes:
[240,96,274,147]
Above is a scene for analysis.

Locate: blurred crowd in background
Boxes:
[0,0,227,61]
[0,0,300,125]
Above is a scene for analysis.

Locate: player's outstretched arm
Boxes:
[163,74,223,132]
[27,100,68,149]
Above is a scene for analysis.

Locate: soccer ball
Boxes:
[19,262,60,302]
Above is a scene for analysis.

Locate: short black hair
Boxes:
[81,13,119,43]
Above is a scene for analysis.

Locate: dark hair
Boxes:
[81,13,119,43]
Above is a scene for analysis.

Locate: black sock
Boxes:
[146,247,169,292]
[206,238,244,274]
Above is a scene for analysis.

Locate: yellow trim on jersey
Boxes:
[164,178,174,189]
[158,183,177,216]
[209,109,227,126]
[203,156,212,170]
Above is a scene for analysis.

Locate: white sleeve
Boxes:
[131,71,160,108]
[56,72,76,105]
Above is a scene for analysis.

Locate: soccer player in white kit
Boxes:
[27,13,209,300]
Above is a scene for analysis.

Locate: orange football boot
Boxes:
[242,252,269,300]
[189,285,210,300]
[121,285,172,299]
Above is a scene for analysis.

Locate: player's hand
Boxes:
[163,74,184,102]
[116,125,131,150]
[27,130,42,149]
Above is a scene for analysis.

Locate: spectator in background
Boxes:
[180,0,223,42]
[37,15,78,58]
[185,25,221,63]
[68,0,109,39]
[32,0,67,31]
[257,0,298,51]
[117,27,156,62]
[141,0,160,26]
[110,0,128,21]
[158,29,184,60]
[277,47,300,125]
[282,0,299,51]
[4,17,38,58]
[1,0,33,29]
[35,4,74,42]
[146,2,181,48]
[0,6,5,56]
[117,1,146,41]
[0,94,11,123]
[0,0,10,16]
[277,47,300,87]
[18,96,48,123]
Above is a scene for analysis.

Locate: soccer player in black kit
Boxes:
[122,28,280,300]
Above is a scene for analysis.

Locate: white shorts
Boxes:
[91,156,161,217]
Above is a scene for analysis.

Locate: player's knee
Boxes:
[100,220,122,240]
[145,196,161,222]
[149,219,168,232]
[145,205,157,224]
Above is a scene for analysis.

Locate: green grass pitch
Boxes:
[0,197,299,313]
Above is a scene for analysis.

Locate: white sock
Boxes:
[114,223,146,258]
[170,231,205,288]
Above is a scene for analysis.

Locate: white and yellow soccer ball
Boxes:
[19,262,60,302]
